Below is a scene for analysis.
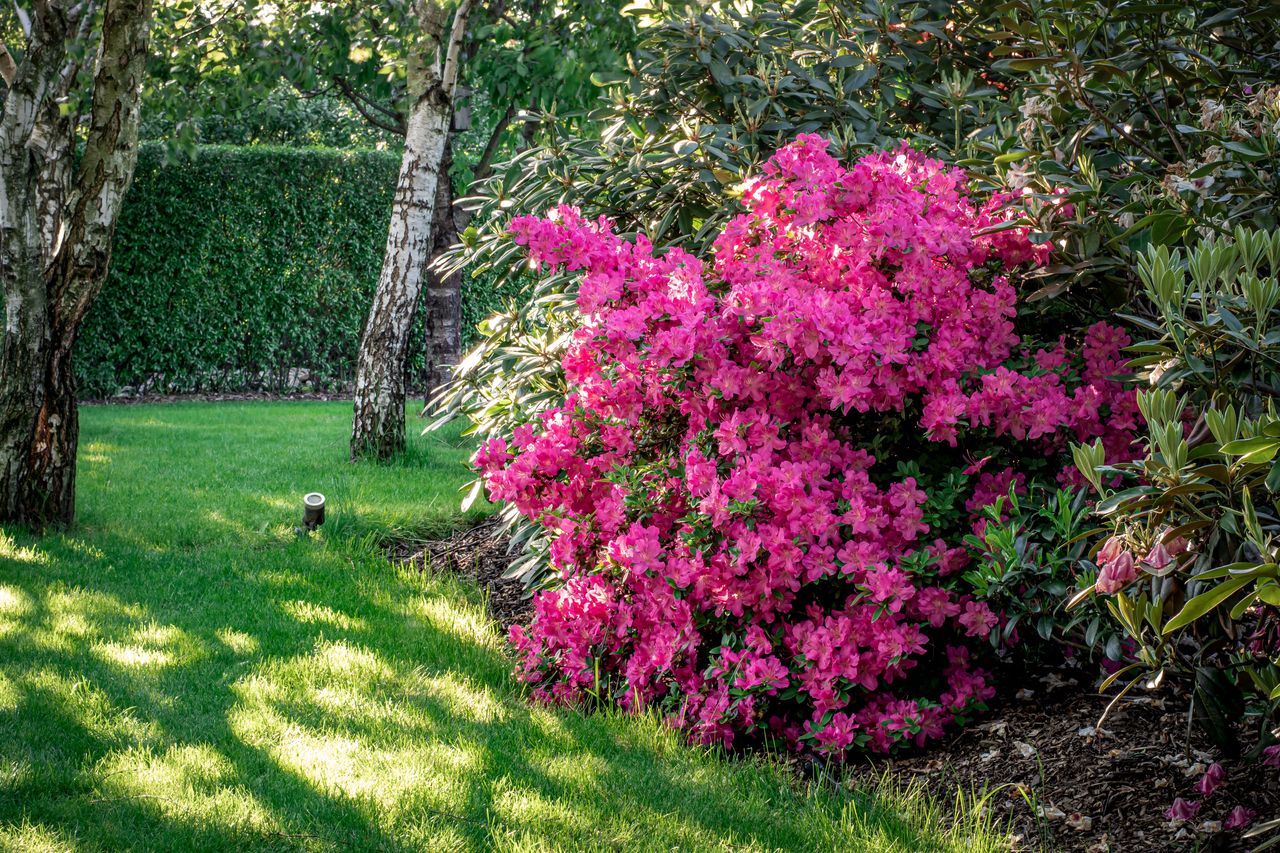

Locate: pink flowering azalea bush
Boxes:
[477,135,1137,756]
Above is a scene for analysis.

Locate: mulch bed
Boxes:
[845,669,1279,852]
[393,520,1278,852]
[390,515,531,631]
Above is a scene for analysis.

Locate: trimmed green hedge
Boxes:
[78,143,516,397]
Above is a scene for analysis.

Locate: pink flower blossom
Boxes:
[958,601,999,638]
[1263,744,1280,767]
[1226,806,1256,829]
[1194,763,1226,798]
[1165,798,1201,822]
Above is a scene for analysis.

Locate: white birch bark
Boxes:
[0,0,151,527]
[350,0,473,459]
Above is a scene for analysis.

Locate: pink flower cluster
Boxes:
[1165,763,1255,832]
[1093,534,1187,595]
[483,136,1137,755]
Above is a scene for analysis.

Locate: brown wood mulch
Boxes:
[845,670,1279,852]
[392,520,1278,853]
[389,515,532,632]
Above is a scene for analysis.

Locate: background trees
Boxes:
[145,0,635,459]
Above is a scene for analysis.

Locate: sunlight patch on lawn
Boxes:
[78,440,116,466]
[311,639,393,680]
[44,585,148,635]
[281,600,368,633]
[94,642,175,668]
[216,627,259,655]
[230,702,485,811]
[23,585,151,654]
[417,673,507,725]
[92,623,204,671]
[408,593,502,652]
[0,531,47,566]
[20,669,161,748]
[540,751,608,792]
[92,744,282,838]
[0,584,33,642]
[0,584,30,615]
[0,670,19,712]
[0,821,85,853]
[489,781,613,847]
[58,539,107,560]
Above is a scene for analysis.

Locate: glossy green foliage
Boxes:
[964,486,1123,661]
[970,0,1280,316]
[1073,228,1280,750]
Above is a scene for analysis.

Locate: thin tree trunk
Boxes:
[423,136,462,396]
[0,0,151,528]
[350,72,453,459]
[350,0,473,460]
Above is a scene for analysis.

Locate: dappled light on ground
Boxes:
[0,403,1006,851]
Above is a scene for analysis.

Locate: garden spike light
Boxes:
[302,492,326,531]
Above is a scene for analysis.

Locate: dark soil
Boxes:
[846,668,1279,852]
[391,522,1278,852]
[390,515,531,631]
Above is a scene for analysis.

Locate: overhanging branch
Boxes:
[0,40,16,86]
[440,0,475,98]
[331,74,407,136]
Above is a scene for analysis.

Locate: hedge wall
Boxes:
[78,143,518,398]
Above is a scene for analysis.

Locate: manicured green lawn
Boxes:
[0,402,1009,852]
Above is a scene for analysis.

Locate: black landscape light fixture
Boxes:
[302,492,326,531]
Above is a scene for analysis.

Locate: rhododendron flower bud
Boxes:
[1095,551,1137,594]
[1193,763,1226,797]
[1097,536,1125,565]
[1165,798,1201,822]
[1263,745,1280,767]
[1165,536,1190,556]
[1226,806,1256,829]
[1142,541,1173,573]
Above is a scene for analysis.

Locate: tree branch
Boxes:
[472,101,514,182]
[0,40,15,86]
[331,74,407,136]
[13,1,32,38]
[440,0,475,98]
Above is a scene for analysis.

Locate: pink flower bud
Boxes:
[1263,744,1280,768]
[1097,536,1125,565]
[1226,806,1256,830]
[1165,536,1190,556]
[1096,551,1137,594]
[1143,541,1173,571]
[1165,798,1201,822]
[1193,762,1225,798]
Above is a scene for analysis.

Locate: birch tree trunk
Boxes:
[350,0,473,460]
[0,0,152,528]
[422,135,462,395]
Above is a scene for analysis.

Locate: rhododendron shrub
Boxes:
[479,136,1138,756]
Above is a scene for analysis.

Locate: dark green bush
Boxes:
[79,143,511,397]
